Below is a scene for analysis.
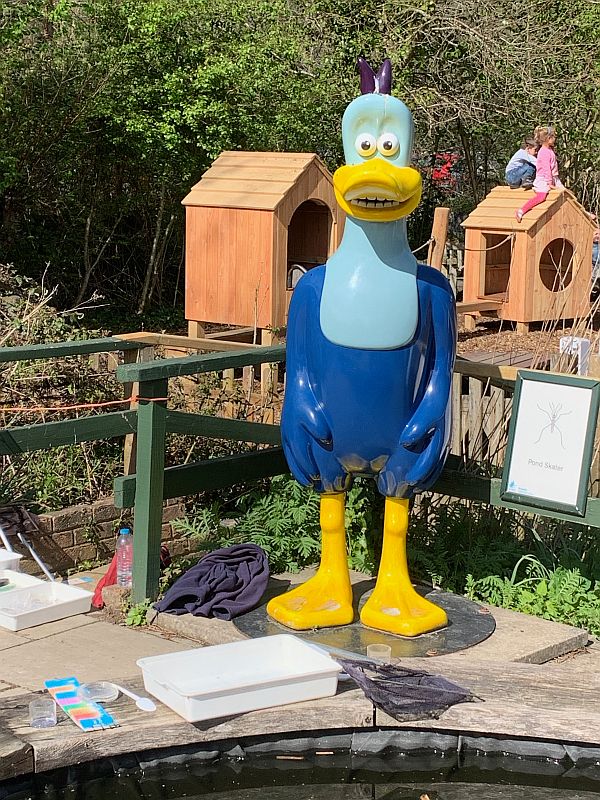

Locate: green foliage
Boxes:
[3,0,600,307]
[407,501,525,591]
[173,474,384,574]
[158,555,197,594]
[466,555,600,636]
[124,598,152,627]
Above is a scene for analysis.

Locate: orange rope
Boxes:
[0,396,170,414]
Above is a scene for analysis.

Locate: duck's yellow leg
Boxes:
[360,497,447,637]
[266,492,353,630]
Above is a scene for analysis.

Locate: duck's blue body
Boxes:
[281,260,455,498]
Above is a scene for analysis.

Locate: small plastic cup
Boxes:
[366,643,392,662]
[29,697,57,729]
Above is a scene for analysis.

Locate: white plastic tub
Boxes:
[0,549,23,571]
[137,634,341,722]
[0,581,92,631]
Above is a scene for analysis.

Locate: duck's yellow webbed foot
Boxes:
[266,493,353,630]
[266,570,353,630]
[360,497,447,637]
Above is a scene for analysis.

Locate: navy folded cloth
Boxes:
[153,543,269,620]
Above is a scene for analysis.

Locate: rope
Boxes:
[462,233,515,252]
[411,237,434,255]
[0,396,169,414]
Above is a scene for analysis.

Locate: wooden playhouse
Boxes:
[183,151,344,344]
[461,187,596,332]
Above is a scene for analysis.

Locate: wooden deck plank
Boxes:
[0,679,372,774]
[3,653,600,774]
[0,728,33,780]
[458,350,544,368]
[456,300,503,314]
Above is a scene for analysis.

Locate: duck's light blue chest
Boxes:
[319,218,419,350]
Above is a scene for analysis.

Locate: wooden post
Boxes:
[122,346,155,476]
[131,378,168,603]
[468,377,483,460]
[243,366,254,397]
[188,321,206,339]
[451,372,462,456]
[222,369,235,391]
[260,328,276,397]
[427,207,450,270]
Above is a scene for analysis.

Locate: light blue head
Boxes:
[321,58,422,350]
[334,75,421,222]
[341,93,415,168]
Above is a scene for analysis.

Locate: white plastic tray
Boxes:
[0,549,23,571]
[0,569,44,592]
[0,581,92,631]
[137,634,341,722]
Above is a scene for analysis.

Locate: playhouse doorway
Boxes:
[286,201,332,290]
[482,232,512,298]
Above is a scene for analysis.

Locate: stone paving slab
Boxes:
[15,610,98,641]
[440,605,589,664]
[0,629,25,652]
[0,620,192,691]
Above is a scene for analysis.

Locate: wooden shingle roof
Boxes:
[461,187,596,232]
[182,151,332,211]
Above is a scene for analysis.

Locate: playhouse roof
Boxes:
[182,151,333,212]
[461,187,596,232]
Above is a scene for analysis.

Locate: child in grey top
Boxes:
[505,138,538,189]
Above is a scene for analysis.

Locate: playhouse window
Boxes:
[538,239,574,292]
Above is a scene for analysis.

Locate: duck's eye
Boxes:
[355,133,376,157]
[377,132,399,156]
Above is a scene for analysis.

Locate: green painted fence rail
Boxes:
[0,336,146,362]
[116,344,286,383]
[0,412,137,456]
[1,334,596,605]
[114,447,288,508]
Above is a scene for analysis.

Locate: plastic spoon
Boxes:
[111,683,156,712]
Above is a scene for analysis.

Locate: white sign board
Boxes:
[501,371,600,516]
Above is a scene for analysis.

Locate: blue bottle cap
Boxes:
[118,527,131,535]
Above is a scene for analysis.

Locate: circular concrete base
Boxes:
[234,586,495,659]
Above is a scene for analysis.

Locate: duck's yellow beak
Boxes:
[333,159,422,222]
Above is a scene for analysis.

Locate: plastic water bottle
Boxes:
[116,527,133,588]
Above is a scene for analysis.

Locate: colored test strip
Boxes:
[44,676,119,731]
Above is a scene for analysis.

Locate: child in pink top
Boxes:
[515,126,563,222]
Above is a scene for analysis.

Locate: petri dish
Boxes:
[80,681,120,702]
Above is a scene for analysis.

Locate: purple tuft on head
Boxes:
[357,57,393,95]
[377,59,392,95]
[358,58,375,94]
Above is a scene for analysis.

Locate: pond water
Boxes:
[3,749,600,800]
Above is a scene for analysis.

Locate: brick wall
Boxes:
[12,498,190,577]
